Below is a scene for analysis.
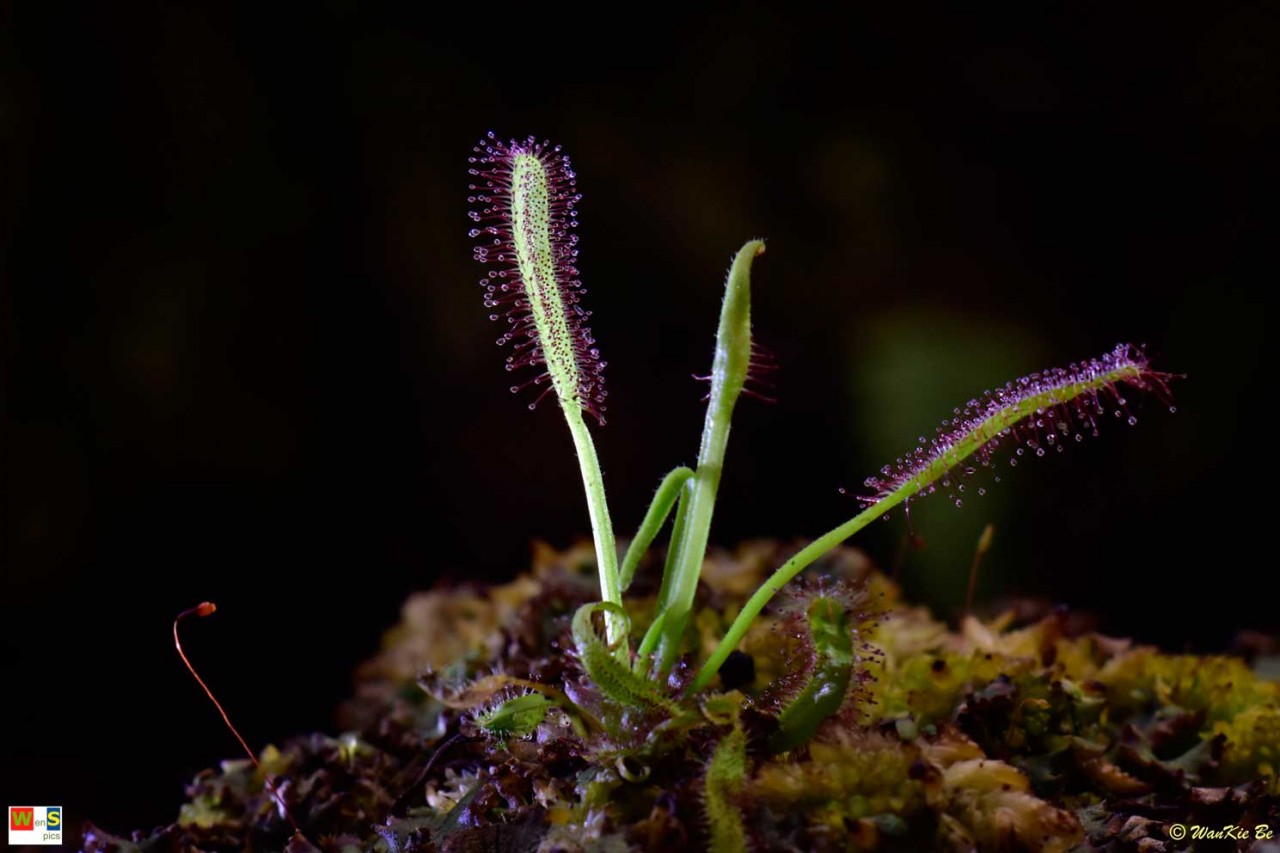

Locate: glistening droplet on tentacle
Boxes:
[846,344,1174,512]
[468,133,608,423]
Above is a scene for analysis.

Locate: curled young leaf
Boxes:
[572,603,677,712]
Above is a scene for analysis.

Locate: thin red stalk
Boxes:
[174,602,307,842]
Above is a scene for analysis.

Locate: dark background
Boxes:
[2,3,1274,837]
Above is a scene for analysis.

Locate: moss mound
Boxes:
[85,542,1279,851]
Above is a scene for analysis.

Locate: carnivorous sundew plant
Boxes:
[124,132,1238,852]
[467,131,1175,704]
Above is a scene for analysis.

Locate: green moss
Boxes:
[1214,705,1280,793]
[751,730,925,820]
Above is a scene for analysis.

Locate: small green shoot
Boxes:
[473,692,552,741]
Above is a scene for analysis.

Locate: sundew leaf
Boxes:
[473,692,551,740]
[653,240,768,672]
[768,596,857,752]
[469,134,624,645]
[695,343,1175,692]
[468,133,606,422]
[859,343,1172,508]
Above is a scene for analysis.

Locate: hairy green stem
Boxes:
[636,491,687,661]
[634,610,666,670]
[563,406,625,647]
[654,241,765,672]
